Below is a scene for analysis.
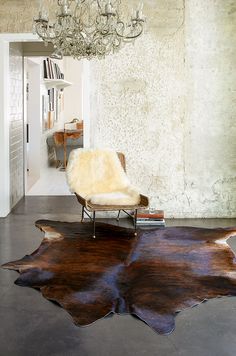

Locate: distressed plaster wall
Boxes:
[184,0,236,217]
[0,0,235,217]
[0,1,57,33]
[90,0,236,217]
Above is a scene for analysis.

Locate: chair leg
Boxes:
[116,210,121,222]
[93,211,96,239]
[81,206,85,223]
[134,209,138,236]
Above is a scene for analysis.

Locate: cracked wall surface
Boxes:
[0,0,235,217]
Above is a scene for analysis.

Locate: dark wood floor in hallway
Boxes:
[0,196,236,356]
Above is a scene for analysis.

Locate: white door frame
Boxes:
[0,33,91,217]
[0,34,38,217]
[0,39,11,217]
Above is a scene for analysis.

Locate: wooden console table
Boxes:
[64,130,83,168]
[53,129,83,168]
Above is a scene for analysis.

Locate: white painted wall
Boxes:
[63,57,90,148]
[27,58,41,186]
[0,41,10,217]
[63,57,83,122]
[82,60,91,148]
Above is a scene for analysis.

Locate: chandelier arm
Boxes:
[34,23,63,42]
[95,9,120,37]
[121,29,144,40]
[95,16,116,36]
[93,32,121,55]
[115,21,144,40]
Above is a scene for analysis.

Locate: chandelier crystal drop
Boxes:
[33,0,145,60]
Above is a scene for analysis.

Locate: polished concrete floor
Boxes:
[0,196,236,356]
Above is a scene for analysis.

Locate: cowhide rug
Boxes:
[2,221,236,335]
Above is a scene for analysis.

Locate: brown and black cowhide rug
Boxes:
[2,221,236,335]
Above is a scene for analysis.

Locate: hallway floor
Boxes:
[0,197,236,356]
[27,168,72,196]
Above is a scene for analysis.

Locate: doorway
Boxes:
[0,34,91,217]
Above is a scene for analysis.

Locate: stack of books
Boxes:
[135,209,165,226]
[43,58,64,80]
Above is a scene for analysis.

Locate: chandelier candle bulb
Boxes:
[61,6,67,15]
[138,2,144,11]
[105,3,112,14]
[38,10,48,22]
[138,2,143,19]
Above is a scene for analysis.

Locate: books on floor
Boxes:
[135,209,165,227]
[137,209,164,219]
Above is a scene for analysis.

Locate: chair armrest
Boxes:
[75,193,89,209]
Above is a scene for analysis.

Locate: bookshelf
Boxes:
[42,57,72,131]
[44,79,72,89]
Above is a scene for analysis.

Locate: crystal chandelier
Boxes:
[34,0,145,60]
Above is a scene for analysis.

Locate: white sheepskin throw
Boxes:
[66,149,141,206]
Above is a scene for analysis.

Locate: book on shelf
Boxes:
[47,58,52,79]
[43,60,49,80]
[47,111,54,129]
[43,58,64,80]
[48,88,55,111]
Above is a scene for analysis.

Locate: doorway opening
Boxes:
[24,54,89,196]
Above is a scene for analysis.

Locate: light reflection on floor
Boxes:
[27,167,72,196]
